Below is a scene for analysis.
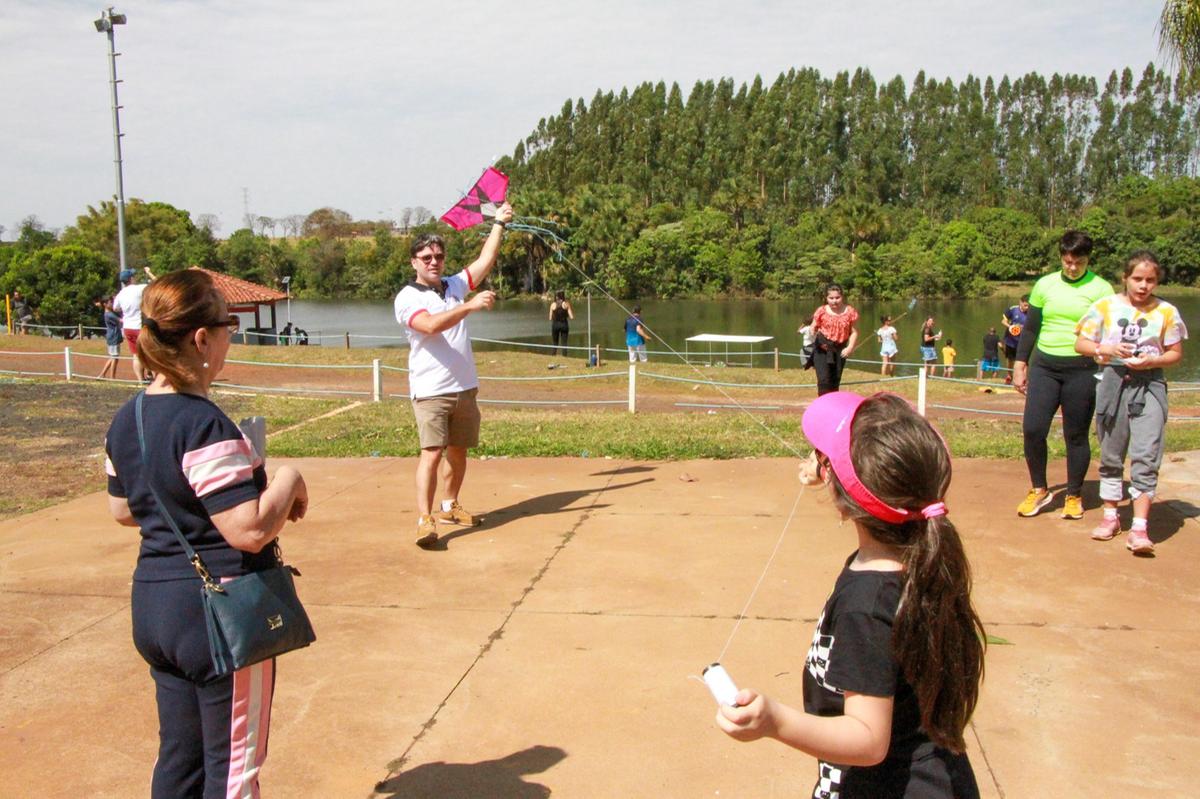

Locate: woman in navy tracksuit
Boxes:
[105,270,309,798]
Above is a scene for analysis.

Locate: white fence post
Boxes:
[372,359,382,402]
[64,347,72,381]
[917,367,927,417]
[628,362,637,413]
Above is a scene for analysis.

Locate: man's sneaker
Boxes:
[435,500,480,527]
[414,514,438,548]
[1061,495,1084,520]
[1126,528,1155,555]
[1017,489,1053,517]
[1090,515,1121,541]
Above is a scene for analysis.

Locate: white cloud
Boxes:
[0,0,1163,237]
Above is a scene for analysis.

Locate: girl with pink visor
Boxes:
[716,391,985,799]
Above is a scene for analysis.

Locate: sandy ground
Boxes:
[1,453,1198,798]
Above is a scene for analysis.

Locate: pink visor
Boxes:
[801,392,946,524]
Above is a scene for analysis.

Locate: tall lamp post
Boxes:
[94,7,129,276]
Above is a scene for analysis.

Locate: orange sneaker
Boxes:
[1017,489,1053,517]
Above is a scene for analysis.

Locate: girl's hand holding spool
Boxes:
[715,689,776,742]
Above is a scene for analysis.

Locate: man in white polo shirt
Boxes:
[394,202,514,547]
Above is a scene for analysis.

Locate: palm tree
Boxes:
[1159,0,1200,71]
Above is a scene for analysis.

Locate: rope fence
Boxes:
[3,339,1200,419]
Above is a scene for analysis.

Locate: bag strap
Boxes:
[135,392,222,591]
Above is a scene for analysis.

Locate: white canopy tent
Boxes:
[685,333,774,367]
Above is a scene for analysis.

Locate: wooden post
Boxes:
[774,347,780,372]
[345,331,351,350]
[628,363,637,413]
[77,323,84,340]
[917,367,927,417]
[976,359,983,380]
[595,344,602,367]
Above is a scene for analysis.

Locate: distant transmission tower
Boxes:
[242,187,252,231]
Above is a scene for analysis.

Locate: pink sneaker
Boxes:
[1126,528,1155,555]
[1090,516,1120,541]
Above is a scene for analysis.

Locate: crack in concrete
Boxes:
[374,466,622,790]
[969,718,1005,798]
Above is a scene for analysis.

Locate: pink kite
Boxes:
[440,167,509,230]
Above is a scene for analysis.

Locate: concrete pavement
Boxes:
[1,455,1198,797]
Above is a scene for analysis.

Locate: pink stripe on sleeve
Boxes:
[407,308,429,329]
[181,439,253,469]
[182,439,256,497]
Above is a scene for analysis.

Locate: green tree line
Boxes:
[3,64,1198,327]
[497,63,1200,298]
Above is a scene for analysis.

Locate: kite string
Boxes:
[507,223,806,460]
[717,484,805,663]
[503,220,809,665]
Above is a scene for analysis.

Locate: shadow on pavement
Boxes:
[373,744,567,798]
[588,465,657,476]
[429,479,656,549]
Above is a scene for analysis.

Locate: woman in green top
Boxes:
[1012,231,1113,519]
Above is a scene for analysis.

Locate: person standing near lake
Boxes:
[548,291,574,357]
[625,305,649,362]
[942,338,957,378]
[981,326,1001,379]
[1001,296,1030,384]
[394,202,514,548]
[876,315,898,376]
[1074,250,1187,554]
[1013,231,1113,520]
[920,317,942,376]
[809,284,859,395]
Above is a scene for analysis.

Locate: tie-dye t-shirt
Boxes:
[1075,295,1188,365]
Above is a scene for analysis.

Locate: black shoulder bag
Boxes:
[136,392,315,676]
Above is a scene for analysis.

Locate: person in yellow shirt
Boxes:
[942,339,957,377]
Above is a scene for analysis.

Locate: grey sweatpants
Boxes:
[1096,387,1167,501]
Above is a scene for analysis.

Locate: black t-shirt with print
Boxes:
[803,555,979,799]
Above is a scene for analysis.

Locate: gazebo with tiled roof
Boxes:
[189,266,289,344]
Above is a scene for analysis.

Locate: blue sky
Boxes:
[1,0,1165,238]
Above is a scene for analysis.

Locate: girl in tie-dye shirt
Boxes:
[1075,250,1187,554]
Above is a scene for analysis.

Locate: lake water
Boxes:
[269,293,1200,380]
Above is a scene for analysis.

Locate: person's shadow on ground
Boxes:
[428,477,656,550]
[373,744,567,798]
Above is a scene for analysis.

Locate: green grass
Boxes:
[266,400,1200,461]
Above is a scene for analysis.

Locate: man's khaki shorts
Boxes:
[412,388,481,449]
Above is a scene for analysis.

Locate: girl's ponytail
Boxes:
[894,515,985,752]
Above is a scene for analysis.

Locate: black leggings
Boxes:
[1023,354,1097,495]
[551,323,569,356]
[812,342,847,396]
